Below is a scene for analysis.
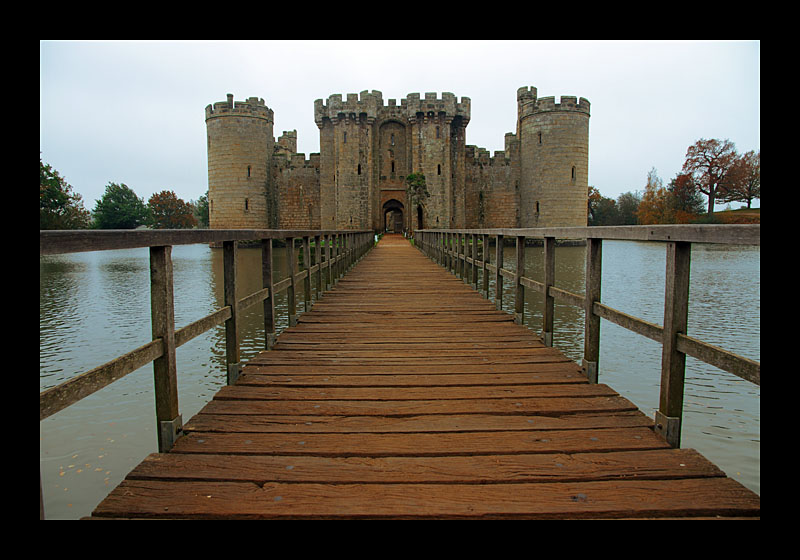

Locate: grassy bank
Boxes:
[714,207,760,224]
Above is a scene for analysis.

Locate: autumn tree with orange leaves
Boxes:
[637,167,673,225]
[147,190,197,229]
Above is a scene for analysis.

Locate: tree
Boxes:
[667,172,705,223]
[681,138,739,215]
[587,186,602,224]
[192,191,210,228]
[147,190,198,229]
[588,186,621,226]
[92,182,149,229]
[637,168,673,225]
[616,191,642,225]
[40,157,91,229]
[405,172,429,206]
[721,150,760,209]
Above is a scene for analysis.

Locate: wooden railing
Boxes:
[415,224,760,448]
[39,229,374,453]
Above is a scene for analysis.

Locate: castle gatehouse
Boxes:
[205,87,590,233]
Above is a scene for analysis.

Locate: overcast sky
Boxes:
[40,40,760,212]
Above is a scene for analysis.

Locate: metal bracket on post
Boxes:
[227,362,241,385]
[542,331,553,347]
[582,359,598,384]
[159,414,183,452]
[654,411,681,448]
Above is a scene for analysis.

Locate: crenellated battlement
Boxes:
[533,95,590,115]
[314,90,384,126]
[314,90,470,126]
[205,93,274,122]
[404,92,470,124]
[517,86,590,120]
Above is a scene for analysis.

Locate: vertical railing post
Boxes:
[655,241,692,448]
[150,245,182,452]
[342,233,347,274]
[463,233,468,282]
[302,236,311,312]
[471,233,478,288]
[459,233,465,280]
[542,236,556,347]
[454,233,460,278]
[315,234,322,300]
[583,238,602,383]
[482,234,489,299]
[286,237,297,327]
[333,233,340,282]
[443,231,452,272]
[452,232,457,274]
[347,232,353,270]
[495,234,504,311]
[514,235,525,324]
[262,238,277,350]
[325,234,332,290]
[223,241,241,386]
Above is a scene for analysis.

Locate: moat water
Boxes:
[40,239,760,518]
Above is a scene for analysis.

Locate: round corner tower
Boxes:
[205,94,276,229]
[517,86,590,228]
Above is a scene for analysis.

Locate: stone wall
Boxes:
[274,153,320,229]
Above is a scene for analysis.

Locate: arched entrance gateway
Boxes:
[382,199,404,233]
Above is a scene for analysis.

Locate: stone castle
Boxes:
[205,87,590,233]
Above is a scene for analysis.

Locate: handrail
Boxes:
[415,224,760,449]
[39,229,374,444]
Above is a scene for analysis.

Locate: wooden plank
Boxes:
[182,411,653,433]
[210,383,620,401]
[193,395,639,416]
[237,371,588,386]
[170,427,668,456]
[125,448,723,484]
[241,362,586,376]
[92,477,759,519]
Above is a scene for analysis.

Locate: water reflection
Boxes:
[40,238,759,518]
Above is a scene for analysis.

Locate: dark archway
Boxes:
[382,199,404,233]
[417,205,424,231]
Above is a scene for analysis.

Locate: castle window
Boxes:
[391,161,395,173]
[247,165,251,178]
[436,126,440,139]
[536,201,540,214]
[391,133,395,146]
[358,164,361,175]
[571,166,576,182]
[343,132,347,143]
[437,164,441,176]
[245,198,249,211]
[538,132,542,144]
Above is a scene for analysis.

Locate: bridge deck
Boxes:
[90,234,759,519]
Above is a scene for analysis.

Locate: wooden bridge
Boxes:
[40,227,760,519]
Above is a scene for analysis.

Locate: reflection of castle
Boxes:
[205,87,590,233]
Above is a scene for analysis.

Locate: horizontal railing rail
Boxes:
[415,224,760,449]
